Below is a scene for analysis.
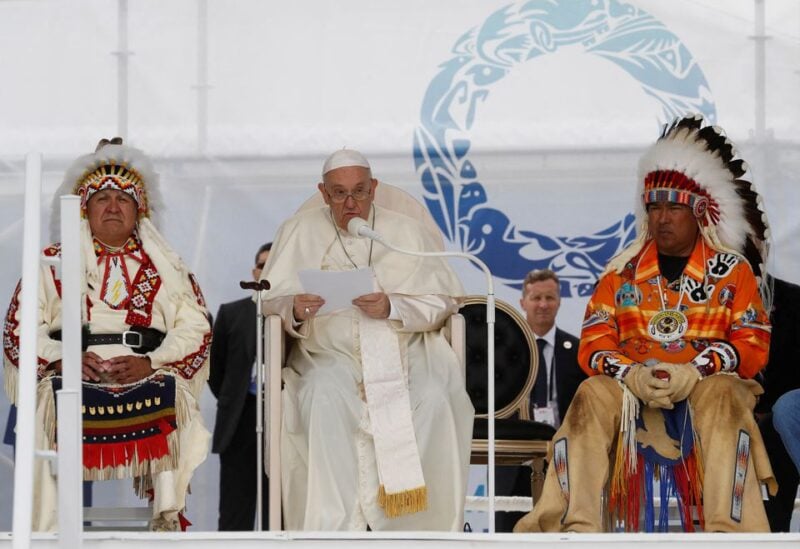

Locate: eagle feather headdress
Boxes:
[606,115,770,292]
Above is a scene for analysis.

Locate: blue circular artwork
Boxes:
[414,1,716,296]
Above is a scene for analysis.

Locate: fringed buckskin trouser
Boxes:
[513,374,776,533]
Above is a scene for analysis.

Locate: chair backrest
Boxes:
[460,295,538,420]
[296,181,445,251]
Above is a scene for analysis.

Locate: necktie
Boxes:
[532,338,548,407]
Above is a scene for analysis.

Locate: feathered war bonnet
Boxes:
[50,137,164,240]
[605,115,771,287]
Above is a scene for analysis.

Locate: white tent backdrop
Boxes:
[0,0,798,532]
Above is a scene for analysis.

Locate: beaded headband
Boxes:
[77,162,148,216]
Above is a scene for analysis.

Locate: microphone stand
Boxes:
[239,279,271,531]
[350,222,497,532]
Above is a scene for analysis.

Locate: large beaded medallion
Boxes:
[647,309,687,342]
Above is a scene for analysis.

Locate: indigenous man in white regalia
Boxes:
[3,139,212,531]
[260,149,474,531]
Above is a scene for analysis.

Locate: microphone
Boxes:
[237,277,270,530]
[347,217,384,242]
[240,280,271,291]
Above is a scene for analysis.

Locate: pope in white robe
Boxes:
[260,149,474,531]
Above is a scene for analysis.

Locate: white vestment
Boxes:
[262,205,474,531]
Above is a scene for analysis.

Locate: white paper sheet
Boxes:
[298,267,376,315]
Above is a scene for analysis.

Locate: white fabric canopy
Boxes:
[1,0,798,531]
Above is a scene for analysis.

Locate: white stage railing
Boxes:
[12,153,43,549]
[56,196,83,548]
[12,155,86,547]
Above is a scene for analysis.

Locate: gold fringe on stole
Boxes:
[378,485,428,518]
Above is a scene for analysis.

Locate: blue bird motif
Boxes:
[463,207,636,295]
[461,207,560,282]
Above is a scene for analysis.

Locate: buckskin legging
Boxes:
[514,374,776,533]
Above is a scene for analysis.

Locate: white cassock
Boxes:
[261,204,474,531]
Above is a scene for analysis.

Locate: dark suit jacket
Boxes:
[209,297,257,454]
[755,277,800,413]
[552,328,587,419]
[751,277,800,532]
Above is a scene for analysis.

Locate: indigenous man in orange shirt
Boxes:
[515,116,775,533]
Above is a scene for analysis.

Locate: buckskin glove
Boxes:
[622,364,672,409]
[656,362,703,403]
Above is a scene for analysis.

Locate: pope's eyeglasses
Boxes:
[325,186,371,203]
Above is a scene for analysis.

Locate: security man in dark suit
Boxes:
[496,268,587,532]
[209,242,271,531]
[521,269,586,424]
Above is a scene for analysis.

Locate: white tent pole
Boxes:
[752,0,768,141]
[190,184,213,275]
[12,152,42,549]
[57,196,83,549]
[196,0,209,153]
[115,0,130,140]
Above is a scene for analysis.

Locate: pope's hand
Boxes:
[293,294,325,322]
[353,292,390,319]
